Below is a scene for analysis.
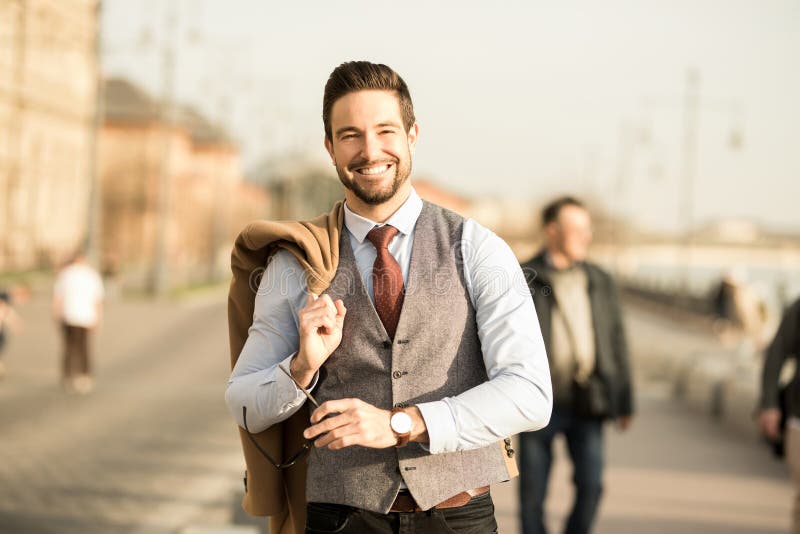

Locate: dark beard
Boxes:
[336,157,412,206]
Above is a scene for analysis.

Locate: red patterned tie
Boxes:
[366,225,404,340]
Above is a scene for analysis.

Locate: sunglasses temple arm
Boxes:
[242,406,283,467]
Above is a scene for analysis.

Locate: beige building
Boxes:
[0,0,99,271]
[100,78,269,290]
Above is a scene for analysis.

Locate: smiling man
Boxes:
[226,61,552,534]
[325,88,414,209]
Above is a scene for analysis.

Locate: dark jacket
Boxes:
[760,297,800,416]
[521,251,634,419]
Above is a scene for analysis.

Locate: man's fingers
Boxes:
[300,309,336,328]
[309,398,360,424]
[334,299,347,319]
[304,411,351,440]
[319,294,337,315]
[765,419,780,439]
[303,399,395,450]
[313,424,358,448]
[303,292,333,314]
[299,313,338,337]
[327,434,363,450]
[758,411,781,440]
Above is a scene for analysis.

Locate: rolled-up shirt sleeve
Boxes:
[416,220,552,454]
[224,250,316,433]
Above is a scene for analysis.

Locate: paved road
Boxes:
[0,292,793,533]
[494,382,792,533]
[0,289,246,534]
[494,302,793,533]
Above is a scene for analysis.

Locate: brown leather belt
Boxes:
[389,486,490,512]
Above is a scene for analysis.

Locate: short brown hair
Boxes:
[541,196,587,227]
[322,61,416,141]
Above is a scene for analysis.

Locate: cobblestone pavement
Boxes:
[0,293,792,533]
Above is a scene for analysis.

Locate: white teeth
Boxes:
[358,165,389,175]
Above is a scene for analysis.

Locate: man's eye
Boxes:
[341,134,357,140]
[380,130,396,135]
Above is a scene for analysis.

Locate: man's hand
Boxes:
[290,293,346,388]
[616,416,633,432]
[304,399,428,450]
[759,408,781,440]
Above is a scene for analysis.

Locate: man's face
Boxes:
[546,205,593,263]
[324,90,418,206]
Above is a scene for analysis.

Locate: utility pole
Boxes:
[149,2,178,296]
[612,121,632,275]
[680,68,700,292]
[85,0,104,266]
[207,92,231,283]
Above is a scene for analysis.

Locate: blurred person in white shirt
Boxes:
[52,250,104,394]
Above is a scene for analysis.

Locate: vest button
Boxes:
[392,371,403,379]
[382,341,392,349]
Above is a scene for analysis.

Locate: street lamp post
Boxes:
[679,68,700,293]
[149,2,179,296]
[85,0,104,267]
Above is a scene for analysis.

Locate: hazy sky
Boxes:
[102,0,800,233]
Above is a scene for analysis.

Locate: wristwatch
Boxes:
[390,407,413,448]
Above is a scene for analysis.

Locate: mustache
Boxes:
[347,158,397,172]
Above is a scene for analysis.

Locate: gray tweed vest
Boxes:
[306,201,510,513]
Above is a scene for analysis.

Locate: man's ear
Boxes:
[407,122,419,154]
[324,136,335,164]
[543,222,558,241]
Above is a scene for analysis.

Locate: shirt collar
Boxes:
[343,187,423,243]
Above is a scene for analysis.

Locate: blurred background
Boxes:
[0,1,798,533]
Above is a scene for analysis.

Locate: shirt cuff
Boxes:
[416,400,458,454]
[272,353,319,416]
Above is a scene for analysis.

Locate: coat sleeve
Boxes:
[608,273,634,417]
[760,299,800,410]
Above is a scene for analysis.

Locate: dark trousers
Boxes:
[519,407,604,534]
[62,323,91,379]
[305,491,497,534]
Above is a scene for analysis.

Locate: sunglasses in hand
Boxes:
[241,364,325,470]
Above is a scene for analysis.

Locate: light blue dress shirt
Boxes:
[225,187,552,454]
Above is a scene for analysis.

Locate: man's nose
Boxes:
[361,131,382,162]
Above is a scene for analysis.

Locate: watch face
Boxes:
[391,411,413,434]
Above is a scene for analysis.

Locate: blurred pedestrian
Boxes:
[519,196,635,534]
[711,268,770,351]
[52,250,104,394]
[758,296,800,533]
[0,286,25,380]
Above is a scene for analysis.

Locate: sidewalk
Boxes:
[493,382,791,533]
[0,288,249,534]
[492,299,792,533]
[0,292,791,533]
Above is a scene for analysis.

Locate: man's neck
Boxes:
[345,184,412,223]
[545,248,577,270]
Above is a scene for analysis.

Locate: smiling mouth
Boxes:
[353,163,393,177]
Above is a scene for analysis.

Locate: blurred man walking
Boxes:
[519,196,635,534]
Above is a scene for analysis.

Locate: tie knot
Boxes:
[366,225,399,250]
